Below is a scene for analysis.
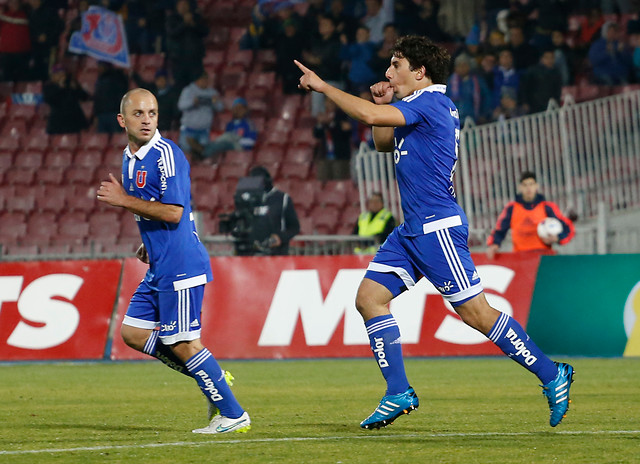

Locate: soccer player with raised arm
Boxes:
[296,36,574,429]
[96,88,250,434]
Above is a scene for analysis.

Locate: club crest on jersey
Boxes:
[136,170,147,188]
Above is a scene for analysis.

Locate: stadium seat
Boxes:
[191,164,218,183]
[24,133,50,152]
[0,212,27,244]
[0,134,20,153]
[223,150,254,166]
[254,146,285,164]
[0,152,13,172]
[73,150,104,168]
[89,211,121,243]
[254,49,277,71]
[228,49,254,71]
[339,204,361,227]
[8,189,36,214]
[247,99,268,119]
[51,134,79,152]
[205,26,230,49]
[4,167,36,185]
[99,242,138,255]
[310,205,340,233]
[218,70,248,93]
[0,119,27,138]
[297,216,314,235]
[8,104,37,122]
[65,165,96,185]
[66,185,97,211]
[248,71,276,90]
[44,149,74,168]
[284,147,313,164]
[111,132,129,148]
[288,180,315,213]
[217,163,248,182]
[4,244,39,257]
[321,188,348,209]
[14,150,43,170]
[25,212,57,245]
[203,49,226,70]
[56,211,89,245]
[279,161,311,180]
[38,243,72,256]
[34,185,65,211]
[119,215,140,241]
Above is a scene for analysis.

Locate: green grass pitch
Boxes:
[0,358,638,463]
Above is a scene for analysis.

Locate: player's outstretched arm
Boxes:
[295,60,405,128]
[97,173,183,223]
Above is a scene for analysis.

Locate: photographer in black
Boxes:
[221,166,300,256]
[43,63,91,134]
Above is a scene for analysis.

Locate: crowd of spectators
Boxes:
[2,0,640,151]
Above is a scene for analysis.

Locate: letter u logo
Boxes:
[136,170,147,188]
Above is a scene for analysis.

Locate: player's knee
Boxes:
[120,324,148,352]
[453,294,498,335]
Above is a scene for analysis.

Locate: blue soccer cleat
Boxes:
[541,362,574,427]
[360,386,419,429]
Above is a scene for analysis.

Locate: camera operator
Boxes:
[222,166,300,256]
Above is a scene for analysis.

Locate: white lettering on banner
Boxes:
[258,265,517,347]
[258,269,368,346]
[434,265,515,344]
[0,274,82,350]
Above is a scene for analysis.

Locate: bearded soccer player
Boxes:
[97,88,250,434]
[296,36,574,429]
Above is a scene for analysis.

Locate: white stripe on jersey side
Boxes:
[142,330,159,355]
[403,88,426,103]
[185,348,211,370]
[157,139,175,177]
[366,319,398,335]
[435,228,470,291]
[488,312,510,342]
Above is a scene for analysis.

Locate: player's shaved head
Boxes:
[120,88,157,114]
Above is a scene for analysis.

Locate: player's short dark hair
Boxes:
[520,171,536,183]
[390,36,451,85]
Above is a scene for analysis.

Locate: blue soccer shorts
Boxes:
[123,279,205,345]
[365,224,483,307]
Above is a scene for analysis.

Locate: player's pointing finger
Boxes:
[294,60,310,73]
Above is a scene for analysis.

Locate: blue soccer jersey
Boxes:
[391,84,466,236]
[121,130,212,292]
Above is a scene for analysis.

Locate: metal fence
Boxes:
[355,91,640,252]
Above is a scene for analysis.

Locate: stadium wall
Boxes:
[0,254,638,361]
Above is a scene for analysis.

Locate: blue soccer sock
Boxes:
[142,330,192,378]
[185,348,245,419]
[487,312,558,384]
[365,314,410,395]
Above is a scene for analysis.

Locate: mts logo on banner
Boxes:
[0,261,121,361]
[259,265,520,347]
[248,254,540,358]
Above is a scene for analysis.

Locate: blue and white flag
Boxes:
[68,6,130,68]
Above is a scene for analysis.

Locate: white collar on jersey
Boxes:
[424,84,446,93]
[124,129,162,160]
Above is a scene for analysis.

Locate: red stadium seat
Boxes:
[0,135,20,153]
[79,132,110,153]
[50,134,79,152]
[44,149,73,168]
[222,150,254,165]
[248,71,276,90]
[135,53,165,72]
[0,119,27,138]
[24,133,50,152]
[8,104,37,122]
[228,49,254,71]
[34,183,66,211]
[279,161,311,180]
[0,151,14,171]
[25,212,57,245]
[65,165,96,185]
[73,150,104,168]
[38,243,72,256]
[99,242,138,255]
[66,185,97,211]
[217,162,248,182]
[203,50,226,69]
[287,180,316,213]
[119,215,140,241]
[56,211,89,245]
[297,216,314,235]
[4,167,36,185]
[89,211,120,243]
[284,147,313,164]
[4,244,39,257]
[320,188,348,209]
[254,146,285,164]
[0,212,27,244]
[14,150,44,170]
[310,205,340,233]
[255,49,277,71]
[191,164,218,183]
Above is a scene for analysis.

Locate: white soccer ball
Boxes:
[537,217,563,240]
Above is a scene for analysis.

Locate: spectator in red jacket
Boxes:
[0,0,31,82]
[487,171,575,258]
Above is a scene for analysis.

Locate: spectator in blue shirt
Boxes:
[588,21,632,85]
[492,49,520,109]
[188,98,257,161]
[340,25,378,93]
[447,54,492,126]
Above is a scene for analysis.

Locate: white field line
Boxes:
[1,430,639,456]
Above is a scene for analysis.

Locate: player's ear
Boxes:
[117,113,126,129]
[415,66,426,79]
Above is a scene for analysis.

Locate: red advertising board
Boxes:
[111,253,541,360]
[0,260,121,360]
